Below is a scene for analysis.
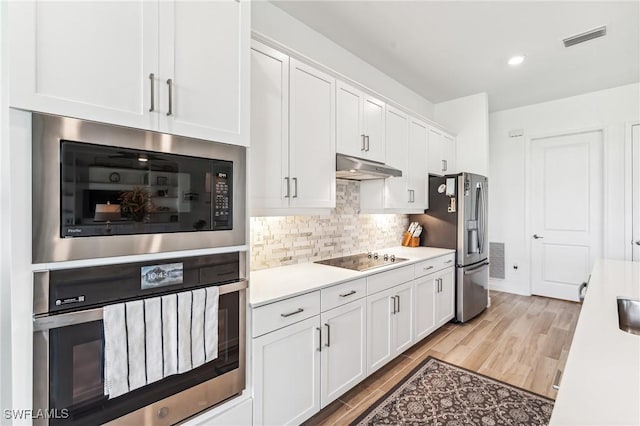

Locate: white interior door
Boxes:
[633,124,640,261]
[531,130,603,301]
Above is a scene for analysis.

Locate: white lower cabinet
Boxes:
[252,258,456,425]
[436,268,456,326]
[414,267,455,340]
[253,316,321,426]
[366,280,414,375]
[414,275,437,341]
[320,299,367,407]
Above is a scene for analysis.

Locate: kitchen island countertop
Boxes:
[550,259,640,425]
[249,246,455,307]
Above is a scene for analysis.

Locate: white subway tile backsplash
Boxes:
[250,180,409,271]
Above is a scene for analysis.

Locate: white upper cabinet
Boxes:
[408,118,429,209]
[362,96,386,162]
[250,41,289,210]
[361,108,429,213]
[336,81,385,163]
[250,51,335,215]
[289,59,336,209]
[383,106,410,210]
[9,0,249,146]
[9,1,158,130]
[158,0,249,145]
[428,127,457,175]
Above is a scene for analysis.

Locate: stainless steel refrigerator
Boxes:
[410,172,489,323]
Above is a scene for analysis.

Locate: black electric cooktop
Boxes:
[315,252,408,272]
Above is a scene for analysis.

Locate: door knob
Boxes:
[533,234,544,239]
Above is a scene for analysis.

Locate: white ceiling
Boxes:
[271,1,640,112]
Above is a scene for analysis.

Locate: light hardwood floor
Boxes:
[304,290,582,426]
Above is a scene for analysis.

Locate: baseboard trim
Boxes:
[489,279,531,296]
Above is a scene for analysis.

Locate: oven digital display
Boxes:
[141,262,184,289]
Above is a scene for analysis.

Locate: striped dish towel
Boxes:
[103,286,219,399]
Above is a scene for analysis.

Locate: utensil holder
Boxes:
[401,231,412,247]
[409,237,420,247]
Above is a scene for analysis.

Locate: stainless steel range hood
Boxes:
[336,154,402,180]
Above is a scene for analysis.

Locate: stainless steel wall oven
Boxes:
[33,253,246,426]
[32,113,246,263]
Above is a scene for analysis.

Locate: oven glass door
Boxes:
[46,291,239,426]
[60,141,232,238]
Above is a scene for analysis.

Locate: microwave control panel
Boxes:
[212,161,233,230]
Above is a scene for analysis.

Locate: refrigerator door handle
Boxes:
[464,261,490,275]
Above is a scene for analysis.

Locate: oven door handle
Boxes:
[33,280,248,332]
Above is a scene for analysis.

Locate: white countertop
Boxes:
[550,259,640,426]
[249,246,455,307]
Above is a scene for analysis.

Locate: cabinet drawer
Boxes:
[414,254,455,278]
[252,291,321,337]
[321,278,366,312]
[367,265,414,295]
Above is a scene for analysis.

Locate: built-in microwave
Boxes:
[32,113,246,263]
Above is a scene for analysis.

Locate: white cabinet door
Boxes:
[363,95,386,163]
[443,133,456,174]
[384,106,410,209]
[408,118,429,209]
[336,81,365,159]
[320,299,367,408]
[392,281,415,355]
[253,316,321,426]
[428,127,444,175]
[9,1,158,130]
[289,59,336,209]
[250,41,289,210]
[159,0,249,145]
[366,287,394,375]
[414,275,437,342]
[436,268,455,326]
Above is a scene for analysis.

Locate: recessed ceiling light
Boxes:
[349,169,357,173]
[508,55,525,66]
[138,155,148,162]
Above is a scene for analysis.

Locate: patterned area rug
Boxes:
[351,357,554,426]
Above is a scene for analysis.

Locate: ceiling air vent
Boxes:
[563,25,607,48]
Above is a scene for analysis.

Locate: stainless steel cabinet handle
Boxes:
[391,296,397,314]
[292,177,298,198]
[365,135,370,152]
[533,234,544,239]
[444,159,448,171]
[166,78,173,116]
[284,177,290,198]
[442,160,446,172]
[149,73,155,112]
[408,189,412,203]
[316,327,322,352]
[280,308,303,318]
[395,295,400,313]
[324,323,330,347]
[339,290,356,298]
[424,266,434,271]
[361,134,366,151]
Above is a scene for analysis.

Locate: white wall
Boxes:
[489,83,640,296]
[251,1,434,119]
[434,92,489,176]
